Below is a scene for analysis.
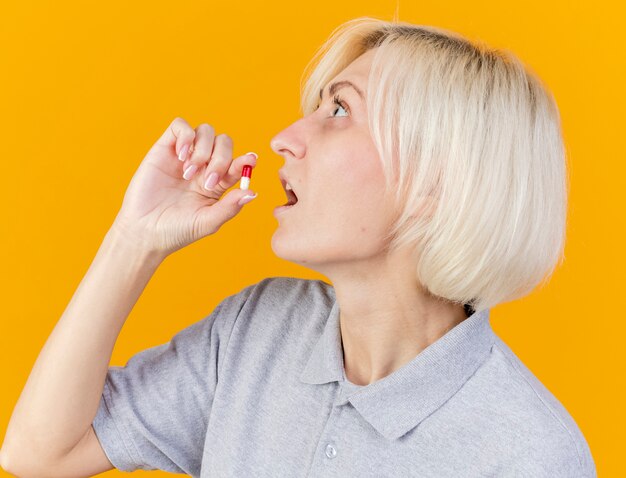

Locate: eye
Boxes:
[330,94,349,117]
[314,94,350,118]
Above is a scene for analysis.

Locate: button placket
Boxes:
[322,396,344,461]
[325,442,338,459]
[307,387,346,477]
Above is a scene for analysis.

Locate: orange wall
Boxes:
[1,1,622,476]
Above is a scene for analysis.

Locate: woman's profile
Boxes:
[0,17,596,478]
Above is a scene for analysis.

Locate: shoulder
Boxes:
[212,277,336,388]
[459,335,596,477]
[225,275,335,342]
[214,276,333,315]
[237,276,335,320]
[246,276,335,302]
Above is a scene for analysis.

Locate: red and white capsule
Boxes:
[240,164,253,190]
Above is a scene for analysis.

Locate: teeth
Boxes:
[285,183,293,191]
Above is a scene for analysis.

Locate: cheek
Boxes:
[312,134,387,216]
[320,169,390,230]
[325,140,384,192]
[342,160,387,205]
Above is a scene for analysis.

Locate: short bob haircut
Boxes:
[300,17,569,314]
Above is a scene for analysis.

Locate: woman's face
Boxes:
[270,47,397,270]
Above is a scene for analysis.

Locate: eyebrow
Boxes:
[319,80,365,102]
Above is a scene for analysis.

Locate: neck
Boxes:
[324,248,468,386]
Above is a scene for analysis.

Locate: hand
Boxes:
[111,117,258,257]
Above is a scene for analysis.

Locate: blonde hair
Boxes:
[300,17,569,313]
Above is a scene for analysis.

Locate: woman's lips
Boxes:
[273,202,297,217]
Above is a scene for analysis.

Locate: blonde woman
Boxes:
[0,17,595,478]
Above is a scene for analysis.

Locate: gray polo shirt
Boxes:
[92,276,596,477]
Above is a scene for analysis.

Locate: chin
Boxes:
[271,231,300,261]
[270,231,320,267]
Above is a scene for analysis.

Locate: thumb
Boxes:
[195,188,258,236]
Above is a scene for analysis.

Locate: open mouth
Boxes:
[281,179,299,206]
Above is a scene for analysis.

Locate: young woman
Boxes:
[1,17,596,478]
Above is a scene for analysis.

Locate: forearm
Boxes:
[1,225,165,464]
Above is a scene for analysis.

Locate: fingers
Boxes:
[194,187,258,237]
[159,117,258,192]
[155,117,197,161]
[200,132,232,190]
[182,123,216,181]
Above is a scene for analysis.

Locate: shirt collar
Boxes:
[299,298,497,440]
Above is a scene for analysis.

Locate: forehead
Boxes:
[331,48,377,85]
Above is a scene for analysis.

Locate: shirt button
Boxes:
[325,443,337,459]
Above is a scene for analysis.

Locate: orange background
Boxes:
[0,0,623,476]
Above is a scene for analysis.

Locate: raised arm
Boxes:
[0,117,258,477]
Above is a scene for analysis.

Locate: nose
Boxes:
[269,118,306,161]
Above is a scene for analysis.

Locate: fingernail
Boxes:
[245,151,258,160]
[238,193,258,206]
[183,164,198,180]
[204,171,219,190]
[178,144,189,162]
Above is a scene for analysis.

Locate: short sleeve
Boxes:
[92,282,257,475]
